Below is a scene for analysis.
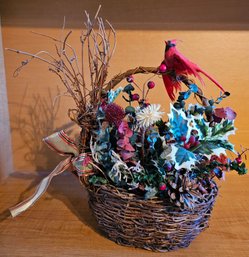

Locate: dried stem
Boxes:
[6,48,58,77]
[7,6,116,125]
[7,8,207,151]
[30,31,82,78]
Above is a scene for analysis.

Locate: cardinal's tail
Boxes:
[198,68,225,92]
[162,74,181,101]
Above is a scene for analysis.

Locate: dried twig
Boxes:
[7,7,207,150]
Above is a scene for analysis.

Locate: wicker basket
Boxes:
[87,183,218,252]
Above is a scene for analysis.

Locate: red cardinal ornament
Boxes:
[161,40,225,100]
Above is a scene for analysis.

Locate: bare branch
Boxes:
[7,7,119,146]
[30,31,82,77]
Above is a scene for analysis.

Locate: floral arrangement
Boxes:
[87,75,247,208]
[8,7,247,216]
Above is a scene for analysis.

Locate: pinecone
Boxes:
[166,170,206,209]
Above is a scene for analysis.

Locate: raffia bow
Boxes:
[9,130,94,217]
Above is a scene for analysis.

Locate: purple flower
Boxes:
[105,103,125,127]
[214,107,237,120]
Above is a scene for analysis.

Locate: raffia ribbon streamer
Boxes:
[9,131,93,217]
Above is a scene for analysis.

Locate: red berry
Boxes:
[131,93,140,101]
[193,140,200,147]
[147,81,155,89]
[184,143,191,149]
[235,157,242,164]
[188,135,196,145]
[159,183,167,191]
[159,63,167,73]
[126,76,134,83]
[180,135,186,142]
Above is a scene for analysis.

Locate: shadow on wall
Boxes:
[5,91,96,227]
[11,86,74,171]
[6,90,99,230]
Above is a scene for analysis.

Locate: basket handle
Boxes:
[105,66,207,105]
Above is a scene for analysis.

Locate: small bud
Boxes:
[163,161,172,171]
[125,106,136,114]
[184,142,191,149]
[147,81,155,89]
[173,102,181,109]
[180,135,186,142]
[188,135,196,145]
[193,140,200,147]
[123,84,135,93]
[131,93,140,101]
[159,183,167,191]
[235,157,242,164]
[126,76,134,83]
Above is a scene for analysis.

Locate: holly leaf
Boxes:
[194,118,210,139]
[168,104,191,140]
[166,145,197,170]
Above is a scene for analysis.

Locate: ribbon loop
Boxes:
[43,130,79,157]
[10,130,92,217]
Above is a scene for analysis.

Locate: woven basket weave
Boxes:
[87,183,218,252]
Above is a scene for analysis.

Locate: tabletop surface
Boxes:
[0,171,248,257]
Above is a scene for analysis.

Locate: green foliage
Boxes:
[193,139,234,155]
[211,119,234,137]
[194,118,209,138]
[88,175,108,185]
[231,162,248,175]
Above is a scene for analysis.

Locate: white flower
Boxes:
[136,104,164,128]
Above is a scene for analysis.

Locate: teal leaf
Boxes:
[174,146,196,168]
[179,90,191,100]
[166,145,197,170]
[189,84,198,93]
[168,104,190,141]
[108,87,123,103]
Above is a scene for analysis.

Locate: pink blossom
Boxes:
[119,150,135,161]
[118,121,133,137]
[214,107,237,120]
[117,138,135,151]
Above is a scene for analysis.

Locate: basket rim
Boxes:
[86,181,218,211]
